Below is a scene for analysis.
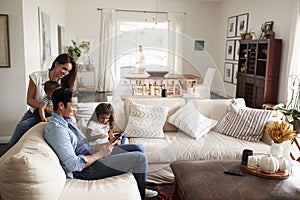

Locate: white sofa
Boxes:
[75,97,274,184]
[0,123,141,200]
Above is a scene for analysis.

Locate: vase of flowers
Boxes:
[265,121,296,158]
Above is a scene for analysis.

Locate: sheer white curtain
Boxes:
[168,12,185,73]
[287,0,300,109]
[97,9,117,92]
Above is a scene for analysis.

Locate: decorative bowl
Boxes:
[146,71,169,77]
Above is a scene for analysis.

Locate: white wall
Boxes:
[0,0,26,142]
[65,0,225,95]
[0,0,67,141]
[218,0,297,100]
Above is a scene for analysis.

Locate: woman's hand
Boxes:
[44,105,53,115]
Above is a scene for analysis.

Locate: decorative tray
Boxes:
[241,164,290,179]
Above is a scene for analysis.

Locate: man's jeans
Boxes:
[73,144,147,199]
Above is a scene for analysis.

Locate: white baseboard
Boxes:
[0,136,10,143]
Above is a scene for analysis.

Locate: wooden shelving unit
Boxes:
[236,39,282,108]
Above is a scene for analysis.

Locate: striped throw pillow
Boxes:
[125,101,169,138]
[214,99,273,142]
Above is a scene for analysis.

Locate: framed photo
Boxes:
[236,13,249,36]
[0,14,10,67]
[224,63,233,83]
[39,8,51,63]
[225,40,235,60]
[227,16,237,38]
[233,63,238,84]
[260,21,274,39]
[234,40,240,61]
[57,25,65,54]
[194,40,205,51]
[264,21,274,30]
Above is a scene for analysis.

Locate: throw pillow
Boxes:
[168,101,218,139]
[214,99,273,142]
[125,101,169,138]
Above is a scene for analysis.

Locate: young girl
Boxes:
[87,103,126,145]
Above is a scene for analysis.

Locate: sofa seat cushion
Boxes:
[0,123,66,200]
[130,131,270,164]
[58,172,140,200]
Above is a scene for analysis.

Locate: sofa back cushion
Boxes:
[124,97,185,132]
[187,98,246,122]
[0,123,66,200]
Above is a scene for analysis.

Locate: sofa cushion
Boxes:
[0,123,66,200]
[168,101,218,139]
[58,172,141,200]
[187,98,246,122]
[124,97,185,132]
[214,99,273,142]
[125,101,169,138]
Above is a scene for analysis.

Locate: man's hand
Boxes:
[93,142,114,159]
[84,142,114,168]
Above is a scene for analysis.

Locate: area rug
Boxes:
[146,184,174,200]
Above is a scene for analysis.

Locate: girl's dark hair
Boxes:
[95,103,114,129]
[49,53,78,89]
[52,88,73,111]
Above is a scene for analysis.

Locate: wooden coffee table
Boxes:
[170,160,300,200]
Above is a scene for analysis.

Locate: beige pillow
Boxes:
[0,123,66,200]
[125,101,169,138]
[168,101,218,139]
[123,97,185,132]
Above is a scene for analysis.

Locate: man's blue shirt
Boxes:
[44,113,90,178]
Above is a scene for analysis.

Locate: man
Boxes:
[44,88,157,199]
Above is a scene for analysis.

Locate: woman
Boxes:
[7,53,77,149]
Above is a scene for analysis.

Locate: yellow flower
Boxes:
[265,121,297,143]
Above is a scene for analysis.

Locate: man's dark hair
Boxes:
[52,88,73,111]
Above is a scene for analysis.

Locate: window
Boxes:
[116,19,169,81]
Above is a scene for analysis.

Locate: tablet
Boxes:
[110,132,126,144]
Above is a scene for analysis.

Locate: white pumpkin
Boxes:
[260,155,279,173]
[278,157,290,171]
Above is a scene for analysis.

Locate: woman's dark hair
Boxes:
[95,103,114,129]
[49,53,78,89]
[52,88,73,111]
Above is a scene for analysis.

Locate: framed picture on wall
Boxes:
[0,14,10,68]
[236,13,249,36]
[225,40,235,60]
[224,63,233,83]
[227,16,237,38]
[39,8,52,63]
[233,63,238,84]
[234,40,240,61]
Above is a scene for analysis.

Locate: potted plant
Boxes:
[240,30,255,40]
[66,40,90,60]
[265,121,297,158]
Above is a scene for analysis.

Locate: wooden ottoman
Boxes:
[170,160,300,200]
